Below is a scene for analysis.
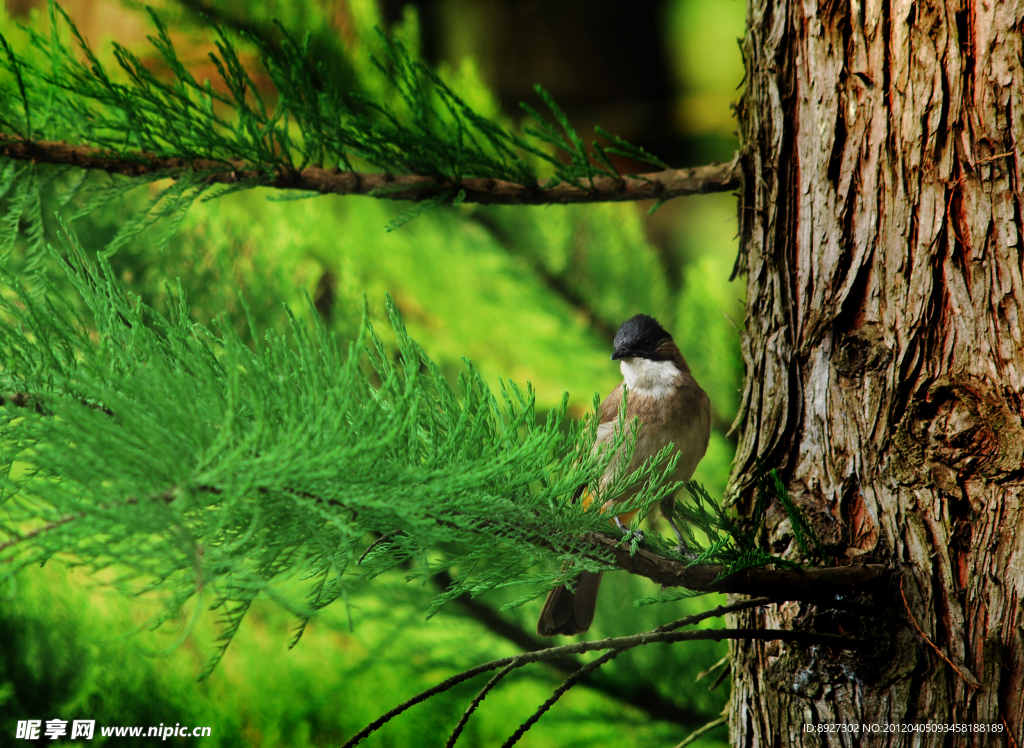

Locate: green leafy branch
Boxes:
[0,220,672,672]
[0,223,883,675]
[0,1,740,261]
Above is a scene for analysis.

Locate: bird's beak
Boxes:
[610,348,626,361]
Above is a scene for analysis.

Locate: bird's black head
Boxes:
[611,314,674,361]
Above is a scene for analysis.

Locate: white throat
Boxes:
[619,358,680,399]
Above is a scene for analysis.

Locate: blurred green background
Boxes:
[0,0,745,745]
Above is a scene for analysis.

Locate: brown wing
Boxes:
[569,383,626,507]
[597,382,625,427]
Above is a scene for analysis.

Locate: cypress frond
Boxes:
[0,1,690,256]
[0,222,679,664]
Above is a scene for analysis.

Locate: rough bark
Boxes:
[730,0,1024,745]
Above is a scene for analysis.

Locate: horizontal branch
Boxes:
[585,532,890,599]
[0,447,886,604]
[0,135,741,205]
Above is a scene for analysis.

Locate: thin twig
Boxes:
[718,307,741,332]
[695,654,729,682]
[357,532,395,565]
[0,488,179,554]
[0,135,742,205]
[974,151,1016,165]
[654,596,774,633]
[501,650,621,748]
[899,577,981,689]
[0,513,80,554]
[340,628,863,748]
[708,662,730,692]
[432,569,705,726]
[671,715,727,748]
[445,660,521,748]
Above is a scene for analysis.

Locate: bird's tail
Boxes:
[536,571,603,636]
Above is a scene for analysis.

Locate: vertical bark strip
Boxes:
[731,0,1024,744]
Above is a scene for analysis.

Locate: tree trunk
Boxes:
[729,0,1023,744]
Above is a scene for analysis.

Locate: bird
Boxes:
[536,313,711,637]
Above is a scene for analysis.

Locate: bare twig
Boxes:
[899,577,981,689]
[500,649,621,748]
[1001,716,1017,748]
[339,627,863,747]
[708,662,730,692]
[671,715,727,748]
[432,566,709,725]
[339,659,505,748]
[654,596,774,633]
[0,513,80,554]
[695,654,729,682]
[0,135,742,206]
[356,532,395,565]
[974,151,1016,166]
[445,661,520,748]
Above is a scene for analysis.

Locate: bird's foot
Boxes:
[613,516,644,554]
[674,541,699,561]
[665,516,698,560]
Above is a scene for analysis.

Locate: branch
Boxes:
[340,626,863,747]
[0,135,741,206]
[436,568,758,727]
[672,716,727,748]
[445,662,518,748]
[0,442,885,605]
[0,513,80,554]
[501,649,621,748]
[0,407,883,605]
[583,531,890,599]
[654,597,775,632]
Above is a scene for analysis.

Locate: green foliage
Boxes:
[470,201,674,337]
[75,186,640,411]
[0,0,669,255]
[0,226,689,672]
[0,4,749,744]
[0,564,728,748]
[634,464,821,607]
[0,220,810,680]
[758,459,831,565]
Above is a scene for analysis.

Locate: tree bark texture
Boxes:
[730,0,1023,744]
